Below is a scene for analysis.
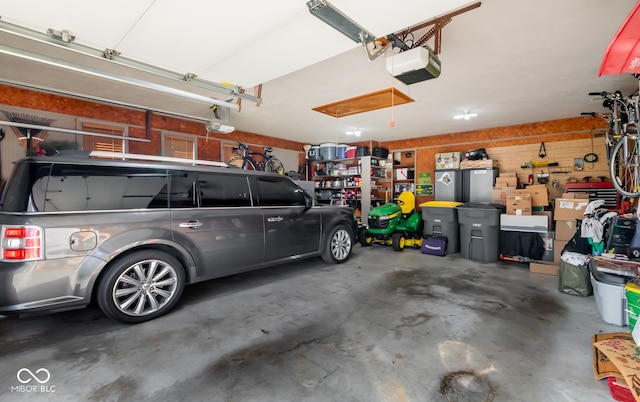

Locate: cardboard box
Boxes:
[492,186,516,205]
[529,261,559,276]
[561,192,590,199]
[496,177,517,187]
[460,159,498,169]
[500,172,517,177]
[515,184,549,207]
[554,198,589,221]
[554,239,568,262]
[555,219,577,241]
[435,152,462,170]
[533,210,553,231]
[500,214,549,232]
[506,194,531,215]
[395,168,409,180]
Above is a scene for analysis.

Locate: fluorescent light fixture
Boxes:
[307,0,374,44]
[307,0,390,61]
[453,111,478,120]
[346,130,361,136]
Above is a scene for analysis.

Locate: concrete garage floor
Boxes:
[0,247,623,402]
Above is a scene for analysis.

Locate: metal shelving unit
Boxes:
[311,156,390,225]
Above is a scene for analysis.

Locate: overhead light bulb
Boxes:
[453,111,478,120]
[346,130,361,136]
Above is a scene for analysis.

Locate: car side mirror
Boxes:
[304,194,314,209]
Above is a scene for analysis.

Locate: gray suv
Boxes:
[0,154,356,323]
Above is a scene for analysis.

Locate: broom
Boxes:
[0,110,56,155]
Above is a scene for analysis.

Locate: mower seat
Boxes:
[397,191,416,217]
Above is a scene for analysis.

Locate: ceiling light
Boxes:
[346,130,361,136]
[453,111,478,120]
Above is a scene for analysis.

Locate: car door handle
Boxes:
[179,220,203,228]
[267,216,284,223]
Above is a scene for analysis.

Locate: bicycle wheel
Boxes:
[265,158,285,174]
[610,136,640,198]
[228,157,257,170]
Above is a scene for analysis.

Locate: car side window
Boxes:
[197,173,251,207]
[168,171,197,208]
[255,176,307,207]
[33,164,168,211]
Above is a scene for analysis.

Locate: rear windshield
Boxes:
[1,161,169,212]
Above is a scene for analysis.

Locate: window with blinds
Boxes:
[164,134,195,160]
[81,122,125,153]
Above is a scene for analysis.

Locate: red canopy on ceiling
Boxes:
[599,2,640,76]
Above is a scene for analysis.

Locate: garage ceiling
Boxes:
[0,0,638,144]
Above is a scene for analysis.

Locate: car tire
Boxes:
[97,250,185,324]
[322,225,353,264]
[392,232,405,251]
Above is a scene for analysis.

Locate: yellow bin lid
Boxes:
[625,282,640,294]
[419,201,463,208]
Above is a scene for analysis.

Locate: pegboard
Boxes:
[487,136,609,198]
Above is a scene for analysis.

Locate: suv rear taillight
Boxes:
[1,225,43,261]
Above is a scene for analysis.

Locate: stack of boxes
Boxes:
[553,193,590,261]
[497,181,558,274]
[491,173,592,276]
[492,173,517,206]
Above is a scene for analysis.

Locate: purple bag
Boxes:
[421,235,447,256]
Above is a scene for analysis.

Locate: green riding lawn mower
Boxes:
[359,191,424,251]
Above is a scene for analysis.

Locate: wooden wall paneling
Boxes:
[381,117,606,151]
[197,136,222,162]
[384,118,609,205]
[0,85,307,165]
[487,136,609,196]
[0,85,147,126]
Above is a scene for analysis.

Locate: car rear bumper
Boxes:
[0,255,105,314]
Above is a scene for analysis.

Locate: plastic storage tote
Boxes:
[420,201,462,253]
[308,145,321,161]
[336,144,348,159]
[319,143,337,161]
[590,262,631,326]
[456,202,505,262]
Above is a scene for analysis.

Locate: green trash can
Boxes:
[420,201,462,253]
[626,283,640,332]
[456,202,505,262]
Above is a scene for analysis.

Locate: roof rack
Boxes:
[89,151,228,168]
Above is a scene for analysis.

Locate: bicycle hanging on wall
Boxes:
[583,90,640,198]
[228,143,285,174]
